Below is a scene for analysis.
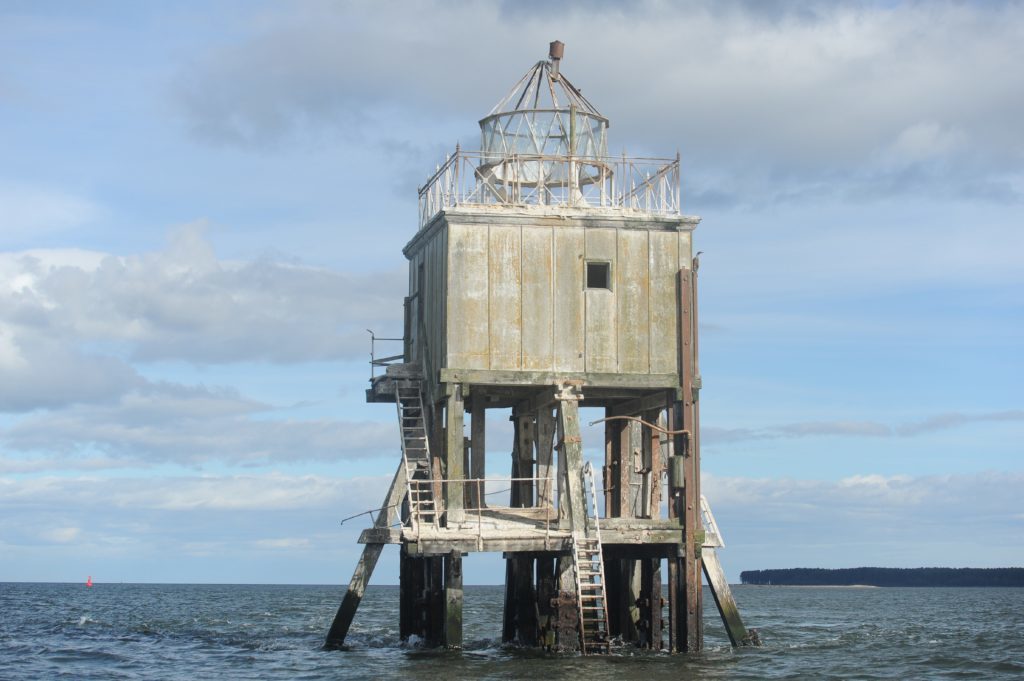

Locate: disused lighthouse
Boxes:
[326,42,753,654]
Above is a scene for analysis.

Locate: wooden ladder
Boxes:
[573,462,610,654]
[395,382,438,530]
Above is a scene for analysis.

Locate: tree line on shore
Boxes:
[739,567,1024,587]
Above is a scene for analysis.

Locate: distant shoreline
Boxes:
[740,567,1024,587]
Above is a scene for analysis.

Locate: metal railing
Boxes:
[407,475,558,545]
[367,329,404,380]
[418,149,681,229]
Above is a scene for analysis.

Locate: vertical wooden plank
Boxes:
[616,229,650,373]
[690,259,705,649]
[428,555,445,646]
[445,384,465,522]
[556,397,586,533]
[584,228,617,372]
[516,555,538,645]
[648,559,663,648]
[645,408,664,519]
[667,555,679,653]
[618,420,632,519]
[649,230,679,374]
[399,546,414,641]
[623,420,645,518]
[444,550,463,649]
[605,416,621,517]
[553,227,585,372]
[446,222,489,369]
[677,267,702,652]
[536,407,556,508]
[521,227,554,370]
[470,398,486,510]
[598,413,614,516]
[488,224,523,370]
[516,415,535,507]
[502,558,517,642]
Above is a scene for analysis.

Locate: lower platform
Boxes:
[358,508,688,556]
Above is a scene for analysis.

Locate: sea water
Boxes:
[2,583,1022,679]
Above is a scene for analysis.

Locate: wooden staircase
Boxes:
[395,382,438,530]
[573,462,610,654]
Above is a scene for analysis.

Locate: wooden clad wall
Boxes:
[443,219,691,375]
[408,225,448,382]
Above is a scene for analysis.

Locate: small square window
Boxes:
[586,261,611,290]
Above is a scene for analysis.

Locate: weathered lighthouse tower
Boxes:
[326,42,754,654]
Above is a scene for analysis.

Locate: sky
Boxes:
[1,0,1022,587]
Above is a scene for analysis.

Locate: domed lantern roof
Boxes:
[478,41,609,190]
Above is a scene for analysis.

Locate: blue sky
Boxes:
[1,0,1022,585]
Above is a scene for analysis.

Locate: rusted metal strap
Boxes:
[589,414,691,438]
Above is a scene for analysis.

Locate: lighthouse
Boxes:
[326,42,754,654]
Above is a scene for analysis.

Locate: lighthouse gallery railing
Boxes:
[418,149,681,230]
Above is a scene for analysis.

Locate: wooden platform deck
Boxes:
[358,507,687,555]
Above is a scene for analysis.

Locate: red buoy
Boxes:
[86,576,93,587]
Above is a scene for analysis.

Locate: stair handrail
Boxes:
[395,388,419,533]
[582,461,603,544]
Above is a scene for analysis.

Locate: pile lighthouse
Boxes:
[326,42,754,653]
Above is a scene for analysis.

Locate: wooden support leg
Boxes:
[536,408,556,508]
[325,464,407,649]
[399,547,416,641]
[515,555,538,645]
[502,557,517,643]
[536,557,557,649]
[640,558,663,649]
[444,550,463,649]
[470,398,485,510]
[445,385,465,523]
[667,554,680,652]
[516,414,535,507]
[703,548,757,646]
[427,556,445,647]
[555,555,579,651]
[625,558,641,642]
[502,553,538,645]
[605,558,622,637]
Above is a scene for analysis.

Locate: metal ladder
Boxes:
[395,382,438,530]
[573,462,610,654]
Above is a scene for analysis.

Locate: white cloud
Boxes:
[0,472,388,512]
[1,386,396,467]
[0,223,405,412]
[172,1,1024,203]
[704,410,1024,445]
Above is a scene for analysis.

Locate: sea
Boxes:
[2,582,1022,680]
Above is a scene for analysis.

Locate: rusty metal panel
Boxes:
[585,228,617,372]
[649,230,679,374]
[616,229,650,373]
[553,227,585,372]
[446,222,489,369]
[521,227,554,371]
[488,224,523,369]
